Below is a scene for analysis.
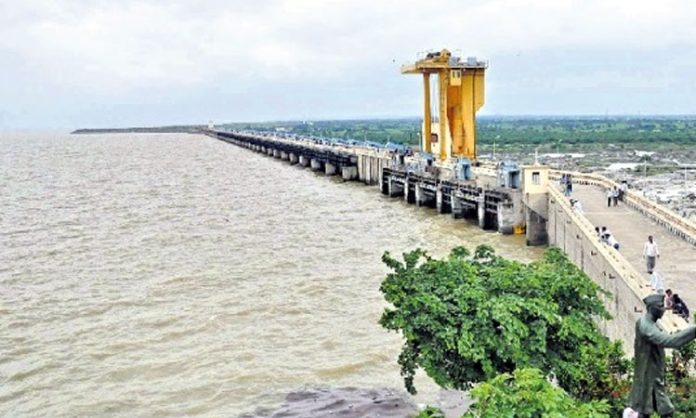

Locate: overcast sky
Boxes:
[2,0,696,129]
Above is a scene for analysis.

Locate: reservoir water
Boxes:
[1,133,543,416]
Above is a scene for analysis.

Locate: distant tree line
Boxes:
[220,116,696,149]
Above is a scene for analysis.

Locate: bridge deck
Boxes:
[572,184,696,308]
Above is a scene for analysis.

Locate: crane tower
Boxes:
[401,49,487,161]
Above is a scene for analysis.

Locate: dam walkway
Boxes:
[572,184,696,314]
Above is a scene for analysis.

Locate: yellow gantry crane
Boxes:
[401,49,487,161]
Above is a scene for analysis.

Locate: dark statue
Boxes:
[628,294,696,417]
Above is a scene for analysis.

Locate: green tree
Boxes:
[379,246,626,403]
[461,368,610,418]
[667,340,696,417]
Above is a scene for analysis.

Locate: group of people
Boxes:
[643,235,690,322]
[560,173,573,197]
[664,289,690,322]
[606,181,629,207]
[595,226,620,250]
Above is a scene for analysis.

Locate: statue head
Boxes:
[643,294,665,320]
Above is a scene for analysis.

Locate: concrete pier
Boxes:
[436,185,451,214]
[497,202,518,234]
[273,149,281,158]
[388,177,404,197]
[280,151,289,161]
[451,193,463,219]
[357,152,389,185]
[415,184,435,208]
[342,166,358,181]
[404,179,415,204]
[310,159,323,171]
[289,153,298,165]
[325,162,337,176]
[299,155,310,167]
[477,195,486,228]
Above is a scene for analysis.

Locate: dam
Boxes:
[201,49,695,353]
[206,127,691,350]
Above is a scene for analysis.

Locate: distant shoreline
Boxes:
[71,126,204,134]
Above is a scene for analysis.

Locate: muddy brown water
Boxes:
[0,133,543,417]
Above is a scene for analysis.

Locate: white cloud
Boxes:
[2,0,696,126]
[3,0,696,90]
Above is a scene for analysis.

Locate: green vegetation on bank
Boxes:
[379,245,696,417]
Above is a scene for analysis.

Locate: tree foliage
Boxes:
[379,245,624,401]
[667,341,696,417]
[220,116,696,149]
[461,368,610,418]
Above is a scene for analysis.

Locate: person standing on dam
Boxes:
[620,180,629,201]
[628,294,696,417]
[643,235,660,274]
[565,174,573,196]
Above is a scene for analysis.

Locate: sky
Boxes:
[2,0,696,130]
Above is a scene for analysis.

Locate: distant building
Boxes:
[208,120,214,130]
